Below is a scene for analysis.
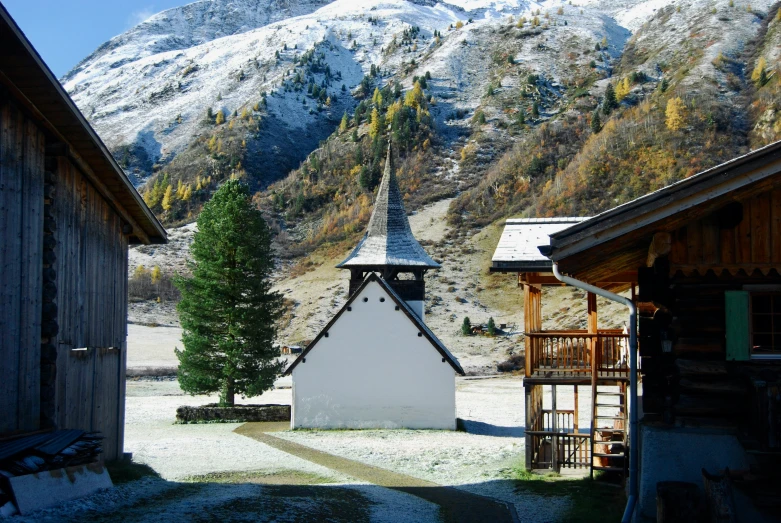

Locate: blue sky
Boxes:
[3,0,187,78]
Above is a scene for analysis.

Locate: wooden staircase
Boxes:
[590,381,628,478]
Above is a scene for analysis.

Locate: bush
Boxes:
[497,353,524,372]
[128,265,180,302]
[461,316,472,335]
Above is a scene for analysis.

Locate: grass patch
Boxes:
[193,484,373,523]
[509,467,625,522]
[105,460,161,485]
[185,469,335,486]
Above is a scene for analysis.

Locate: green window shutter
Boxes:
[725,291,750,361]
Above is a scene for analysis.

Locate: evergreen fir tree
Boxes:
[487,317,496,336]
[174,180,284,406]
[532,101,539,118]
[603,83,617,115]
[461,317,472,336]
[591,110,601,134]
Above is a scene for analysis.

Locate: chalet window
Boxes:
[725,290,781,360]
[750,293,781,357]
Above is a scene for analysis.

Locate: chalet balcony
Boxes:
[525,329,630,381]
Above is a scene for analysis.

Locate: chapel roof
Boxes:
[284,273,464,376]
[337,147,440,269]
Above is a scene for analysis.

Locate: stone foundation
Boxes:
[176,404,291,423]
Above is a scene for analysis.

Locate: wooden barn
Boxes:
[0,1,166,475]
[541,141,781,520]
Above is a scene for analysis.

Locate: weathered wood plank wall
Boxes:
[669,189,781,270]
[0,93,44,435]
[52,156,128,460]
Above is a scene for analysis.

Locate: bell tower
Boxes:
[336,146,439,319]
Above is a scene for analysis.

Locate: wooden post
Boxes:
[524,285,542,377]
[551,385,558,472]
[525,384,533,470]
[573,385,579,433]
[588,292,598,374]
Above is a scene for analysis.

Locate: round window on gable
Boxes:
[380,297,385,302]
[363,297,368,302]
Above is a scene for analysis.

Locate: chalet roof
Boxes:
[545,139,781,281]
[337,148,439,269]
[491,217,588,273]
[284,273,464,376]
[0,5,166,245]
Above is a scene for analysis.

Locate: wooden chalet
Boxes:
[544,141,781,519]
[0,2,166,469]
[492,218,635,476]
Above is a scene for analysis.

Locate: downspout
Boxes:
[551,263,638,523]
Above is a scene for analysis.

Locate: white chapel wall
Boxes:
[291,281,456,430]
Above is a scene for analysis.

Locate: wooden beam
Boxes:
[647,232,672,267]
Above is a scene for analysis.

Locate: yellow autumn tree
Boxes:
[182,184,193,201]
[151,265,162,284]
[215,110,225,125]
[372,87,383,107]
[751,56,767,84]
[176,179,185,199]
[615,77,631,101]
[369,107,382,139]
[404,81,425,110]
[665,97,686,131]
[162,185,174,211]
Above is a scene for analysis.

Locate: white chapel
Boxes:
[285,148,464,429]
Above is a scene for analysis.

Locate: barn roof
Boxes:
[545,139,781,283]
[0,5,166,245]
[491,217,588,273]
[337,147,439,269]
[284,273,464,376]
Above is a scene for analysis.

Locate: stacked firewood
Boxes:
[0,430,103,479]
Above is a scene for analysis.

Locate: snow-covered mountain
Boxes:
[62,0,641,183]
[62,0,777,187]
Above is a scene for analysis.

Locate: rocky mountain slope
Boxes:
[67,0,781,371]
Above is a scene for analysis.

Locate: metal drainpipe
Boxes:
[551,263,638,523]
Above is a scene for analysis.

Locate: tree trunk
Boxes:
[222,378,235,406]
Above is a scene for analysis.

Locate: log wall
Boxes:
[0,94,45,435]
[640,189,781,430]
[0,88,129,460]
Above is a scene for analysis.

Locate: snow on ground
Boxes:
[123,375,580,521]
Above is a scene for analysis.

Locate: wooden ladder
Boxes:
[590,380,628,479]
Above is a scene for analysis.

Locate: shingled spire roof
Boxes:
[337,146,440,269]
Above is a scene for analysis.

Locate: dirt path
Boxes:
[235,423,519,523]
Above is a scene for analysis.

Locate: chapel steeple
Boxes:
[337,145,439,318]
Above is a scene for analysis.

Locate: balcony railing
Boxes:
[525,330,630,378]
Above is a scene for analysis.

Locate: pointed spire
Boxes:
[337,144,439,269]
